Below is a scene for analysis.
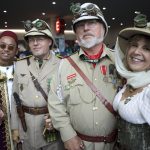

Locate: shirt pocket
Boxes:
[69,79,96,104]
[18,74,29,94]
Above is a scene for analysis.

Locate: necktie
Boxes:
[38,59,43,68]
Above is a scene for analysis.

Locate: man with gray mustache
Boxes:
[48,2,120,150]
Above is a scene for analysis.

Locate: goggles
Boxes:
[23,19,50,32]
[134,14,147,28]
[70,3,103,20]
[0,43,15,51]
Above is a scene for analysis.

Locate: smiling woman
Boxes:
[113,14,150,150]
[126,35,150,72]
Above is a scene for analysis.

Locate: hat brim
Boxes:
[73,16,99,24]
[24,31,46,39]
[118,27,150,54]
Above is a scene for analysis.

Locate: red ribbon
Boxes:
[100,65,107,75]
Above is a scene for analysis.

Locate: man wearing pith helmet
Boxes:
[11,19,65,150]
[48,2,120,150]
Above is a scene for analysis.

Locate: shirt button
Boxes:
[94,78,97,81]
[35,95,39,98]
[95,122,98,125]
[93,107,98,110]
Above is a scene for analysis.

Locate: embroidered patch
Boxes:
[67,73,76,80]
[20,74,26,77]
[20,84,24,91]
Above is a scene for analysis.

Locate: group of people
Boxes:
[0,2,150,150]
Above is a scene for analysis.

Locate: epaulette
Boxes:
[16,55,32,61]
[55,53,64,59]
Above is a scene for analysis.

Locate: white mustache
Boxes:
[82,33,94,37]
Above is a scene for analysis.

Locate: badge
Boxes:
[20,84,24,91]
[67,73,76,80]
[67,73,76,84]
[47,78,52,93]
[65,73,77,90]
[100,65,108,82]
[20,74,26,77]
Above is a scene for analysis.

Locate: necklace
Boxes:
[127,85,135,93]
[124,96,132,104]
[124,85,135,104]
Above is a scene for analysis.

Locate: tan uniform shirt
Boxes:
[11,52,61,149]
[48,46,118,150]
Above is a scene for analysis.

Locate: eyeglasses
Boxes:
[70,3,103,20]
[23,19,50,32]
[0,43,15,51]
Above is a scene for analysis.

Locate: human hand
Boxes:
[12,129,20,143]
[44,114,54,130]
[64,135,84,150]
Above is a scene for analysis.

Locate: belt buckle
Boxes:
[103,136,106,143]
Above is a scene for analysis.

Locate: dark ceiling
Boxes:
[0,0,150,32]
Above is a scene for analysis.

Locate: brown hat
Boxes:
[118,14,150,54]
[0,30,18,44]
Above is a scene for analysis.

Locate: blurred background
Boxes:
[0,0,149,56]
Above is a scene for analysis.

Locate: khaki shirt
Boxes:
[48,46,118,149]
[11,52,60,148]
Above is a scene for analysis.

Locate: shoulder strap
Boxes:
[26,59,48,102]
[67,57,117,116]
[30,72,48,101]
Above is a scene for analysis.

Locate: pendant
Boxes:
[124,97,131,104]
[103,76,109,82]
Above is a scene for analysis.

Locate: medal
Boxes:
[100,65,108,82]
[20,84,24,91]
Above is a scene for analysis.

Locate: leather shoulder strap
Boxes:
[29,72,48,102]
[67,57,117,116]
[26,59,48,102]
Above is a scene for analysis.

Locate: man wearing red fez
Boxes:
[0,30,18,150]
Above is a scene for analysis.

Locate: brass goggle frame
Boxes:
[23,20,49,32]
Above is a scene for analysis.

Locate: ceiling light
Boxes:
[52,1,56,5]
[5,25,7,28]
[3,10,7,13]
[135,11,140,14]
[120,23,123,26]
[5,22,7,24]
[102,7,106,10]
[112,18,115,20]
[42,12,46,16]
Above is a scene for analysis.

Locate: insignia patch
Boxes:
[100,65,108,82]
[67,73,76,80]
[47,78,52,93]
[20,84,24,91]
[67,73,76,85]
[20,74,26,77]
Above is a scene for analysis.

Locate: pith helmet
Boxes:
[24,19,55,47]
[70,2,108,36]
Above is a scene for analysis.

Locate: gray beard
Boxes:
[78,36,104,49]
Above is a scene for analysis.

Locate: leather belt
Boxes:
[77,130,117,143]
[22,105,48,115]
